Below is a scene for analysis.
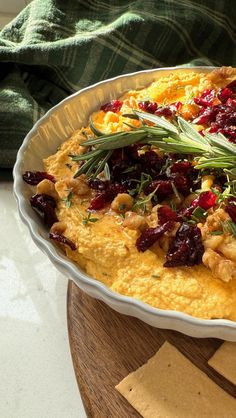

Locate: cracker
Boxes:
[115,342,236,418]
[208,342,236,385]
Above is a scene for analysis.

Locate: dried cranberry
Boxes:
[139,150,163,174]
[217,88,233,103]
[158,205,179,225]
[22,171,55,185]
[192,191,217,210]
[226,80,236,93]
[88,179,109,191]
[178,205,194,219]
[178,191,217,219]
[170,173,190,196]
[220,127,236,141]
[226,112,236,125]
[138,101,157,114]
[89,183,126,210]
[49,232,76,250]
[228,197,236,205]
[147,170,193,198]
[226,98,236,109]
[193,107,218,125]
[209,125,219,133]
[194,89,215,107]
[30,194,58,227]
[170,161,191,174]
[226,205,236,223]
[164,223,204,267]
[88,193,108,211]
[193,87,236,142]
[215,109,236,126]
[101,100,123,113]
[136,221,174,252]
[170,101,183,111]
[155,107,173,117]
[126,144,142,160]
[225,197,236,223]
[111,159,130,182]
[143,150,160,166]
[145,179,173,198]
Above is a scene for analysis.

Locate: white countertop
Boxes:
[0,179,87,418]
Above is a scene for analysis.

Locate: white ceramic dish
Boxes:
[13,67,236,341]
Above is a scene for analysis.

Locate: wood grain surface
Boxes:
[67,281,236,418]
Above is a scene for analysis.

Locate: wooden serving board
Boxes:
[67,280,236,418]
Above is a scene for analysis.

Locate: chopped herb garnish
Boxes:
[82,212,99,226]
[191,206,208,223]
[138,173,153,194]
[128,188,138,196]
[132,187,158,213]
[62,190,74,208]
[123,164,139,174]
[171,182,181,200]
[127,173,153,197]
[151,274,161,278]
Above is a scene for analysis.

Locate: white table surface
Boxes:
[0,178,87,418]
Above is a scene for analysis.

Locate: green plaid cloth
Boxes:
[0,0,235,167]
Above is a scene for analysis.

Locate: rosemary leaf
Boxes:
[82,212,99,225]
[205,131,236,156]
[97,131,147,150]
[89,117,104,137]
[134,110,179,134]
[178,117,209,146]
[148,138,206,154]
[91,150,113,179]
[62,190,74,208]
[69,148,102,161]
[122,113,140,120]
[73,153,103,178]
[86,152,106,177]
[196,156,236,169]
[103,162,111,181]
[81,130,137,147]
[143,126,173,137]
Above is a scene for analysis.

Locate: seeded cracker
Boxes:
[208,342,236,386]
[115,342,236,418]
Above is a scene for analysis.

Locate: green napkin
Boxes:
[0,0,235,167]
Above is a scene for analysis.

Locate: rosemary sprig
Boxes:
[70,110,236,180]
